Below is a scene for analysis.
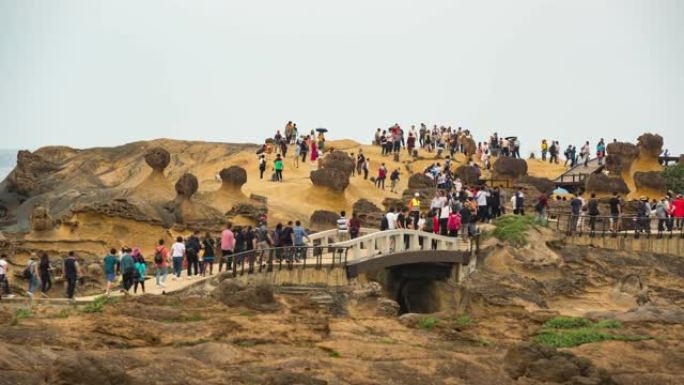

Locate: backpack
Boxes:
[380,216,389,231]
[447,213,461,231]
[22,262,32,279]
[154,249,164,265]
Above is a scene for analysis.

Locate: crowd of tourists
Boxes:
[0,251,84,301]
[540,138,609,167]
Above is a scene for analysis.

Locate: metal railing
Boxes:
[548,211,684,239]
[556,173,588,185]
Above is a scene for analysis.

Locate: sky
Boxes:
[1,0,683,156]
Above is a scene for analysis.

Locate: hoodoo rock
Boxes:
[318,151,355,177]
[605,142,638,174]
[408,173,434,189]
[7,150,59,196]
[310,210,339,230]
[352,199,383,227]
[30,205,54,232]
[492,157,528,180]
[584,173,630,195]
[144,147,171,172]
[219,166,247,189]
[174,173,199,199]
[637,133,664,157]
[454,165,480,185]
[310,168,349,193]
[633,171,666,193]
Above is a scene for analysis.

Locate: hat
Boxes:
[414,192,420,197]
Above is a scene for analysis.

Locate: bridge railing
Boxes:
[548,211,684,239]
[307,227,377,246]
[228,245,351,276]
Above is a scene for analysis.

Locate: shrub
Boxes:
[417,316,440,330]
[492,214,539,246]
[10,308,32,325]
[543,316,592,329]
[662,164,684,194]
[535,329,649,348]
[81,295,119,313]
[455,314,472,326]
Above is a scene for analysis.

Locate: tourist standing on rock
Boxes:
[376,163,387,190]
[62,251,81,300]
[608,192,622,232]
[274,154,284,182]
[535,193,549,224]
[299,137,309,163]
[389,169,400,193]
[356,150,365,176]
[0,254,14,300]
[310,140,319,163]
[133,254,146,294]
[219,223,235,273]
[258,155,266,179]
[587,193,600,234]
[514,187,525,215]
[153,239,169,288]
[596,139,606,166]
[185,230,201,279]
[541,139,548,161]
[202,232,215,276]
[103,248,119,296]
[119,248,135,293]
[475,188,490,223]
[38,252,52,297]
[171,237,185,279]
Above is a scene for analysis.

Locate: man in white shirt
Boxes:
[170,237,186,280]
[476,188,490,222]
[0,254,14,299]
[337,210,349,241]
[386,208,398,230]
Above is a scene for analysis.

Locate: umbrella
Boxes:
[552,187,570,196]
[505,136,517,141]
[315,128,328,133]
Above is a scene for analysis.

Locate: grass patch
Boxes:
[417,316,440,330]
[543,316,593,329]
[49,308,72,319]
[536,316,648,348]
[593,319,623,329]
[81,295,120,313]
[455,314,472,327]
[10,308,32,325]
[328,350,341,358]
[492,214,540,246]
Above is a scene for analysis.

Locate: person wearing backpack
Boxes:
[274,154,284,182]
[258,155,266,180]
[447,211,462,237]
[202,232,215,276]
[103,248,120,297]
[255,222,273,267]
[62,251,81,300]
[119,248,135,294]
[349,213,361,239]
[133,254,146,294]
[24,254,41,299]
[185,230,201,279]
[153,239,169,288]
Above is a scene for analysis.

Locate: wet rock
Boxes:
[7,150,59,196]
[493,157,528,179]
[518,176,555,194]
[633,171,666,192]
[504,342,615,384]
[211,280,279,312]
[637,133,664,157]
[309,210,339,229]
[375,298,400,317]
[605,142,638,174]
[174,173,199,199]
[408,173,434,189]
[310,168,349,193]
[30,205,54,231]
[144,147,170,171]
[318,150,355,178]
[584,173,630,195]
[455,165,480,184]
[219,166,247,188]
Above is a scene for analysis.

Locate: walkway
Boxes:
[553,157,604,187]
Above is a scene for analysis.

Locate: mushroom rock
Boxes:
[454,165,481,185]
[318,151,355,178]
[310,168,349,193]
[30,205,54,232]
[309,210,339,230]
[517,176,555,195]
[605,142,638,174]
[174,173,199,199]
[352,199,384,228]
[408,173,434,189]
[219,166,247,192]
[225,202,268,223]
[7,150,59,196]
[633,171,666,193]
[492,157,528,180]
[144,147,171,172]
[584,173,629,195]
[636,133,664,158]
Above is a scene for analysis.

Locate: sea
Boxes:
[0,149,17,180]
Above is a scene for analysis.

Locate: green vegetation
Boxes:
[50,308,73,319]
[662,164,684,194]
[10,308,32,325]
[417,316,440,330]
[328,350,341,358]
[455,314,472,327]
[535,316,648,348]
[81,295,120,313]
[492,214,540,246]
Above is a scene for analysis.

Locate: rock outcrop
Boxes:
[585,173,630,195]
[30,205,54,231]
[637,133,664,157]
[407,173,434,189]
[225,203,267,223]
[7,150,59,196]
[454,165,480,185]
[492,157,528,180]
[352,199,383,227]
[144,147,171,172]
[633,171,666,193]
[310,210,339,230]
[218,166,247,195]
[310,168,349,193]
[174,173,199,200]
[318,151,355,177]
[517,176,555,194]
[605,142,639,174]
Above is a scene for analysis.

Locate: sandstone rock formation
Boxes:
[7,150,59,196]
[174,173,199,200]
[310,168,349,193]
[407,173,434,189]
[459,136,477,157]
[225,203,267,223]
[352,199,383,228]
[30,205,54,231]
[454,165,480,185]
[144,147,171,172]
[637,133,664,157]
[602,133,664,199]
[633,171,666,193]
[492,157,528,180]
[219,166,247,190]
[318,151,355,177]
[516,176,555,194]
[584,173,630,195]
[309,210,339,230]
[605,142,639,174]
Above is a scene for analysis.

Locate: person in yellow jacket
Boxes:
[541,139,549,161]
[408,193,421,229]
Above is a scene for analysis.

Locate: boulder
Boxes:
[605,142,638,174]
[352,199,383,228]
[219,166,247,188]
[382,197,404,211]
[637,133,664,157]
[310,168,349,193]
[454,165,480,185]
[351,281,384,299]
[633,171,666,192]
[174,173,199,199]
[585,173,629,195]
[211,280,279,312]
[517,176,555,194]
[408,173,434,189]
[310,210,339,229]
[318,150,355,177]
[144,147,171,171]
[7,150,59,196]
[375,298,400,317]
[504,342,615,384]
[492,157,528,179]
[225,203,267,223]
[30,205,54,231]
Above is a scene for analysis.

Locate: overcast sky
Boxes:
[1,0,682,155]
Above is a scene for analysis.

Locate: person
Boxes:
[596,139,606,166]
[581,141,591,167]
[673,194,684,229]
[62,251,81,300]
[587,193,600,234]
[475,188,489,223]
[439,199,451,236]
[133,254,146,294]
[185,230,201,279]
[655,197,670,235]
[376,163,387,190]
[170,236,185,279]
[447,209,461,237]
[389,169,400,193]
[103,248,119,296]
[153,239,170,288]
[25,254,40,299]
[535,193,549,224]
[337,210,349,241]
[349,213,361,239]
[385,208,398,230]
[514,187,525,215]
[608,192,622,232]
[202,233,215,276]
[274,154,284,182]
[119,248,135,293]
[363,157,370,180]
[254,222,273,267]
[299,138,309,163]
[356,151,365,176]
[292,221,309,262]
[219,223,235,273]
[38,252,52,297]
[569,194,583,233]
[636,197,651,234]
[409,192,421,227]
[490,187,502,218]
[258,155,266,179]
[0,254,13,299]
[310,140,319,163]
[278,221,294,261]
[541,139,548,161]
